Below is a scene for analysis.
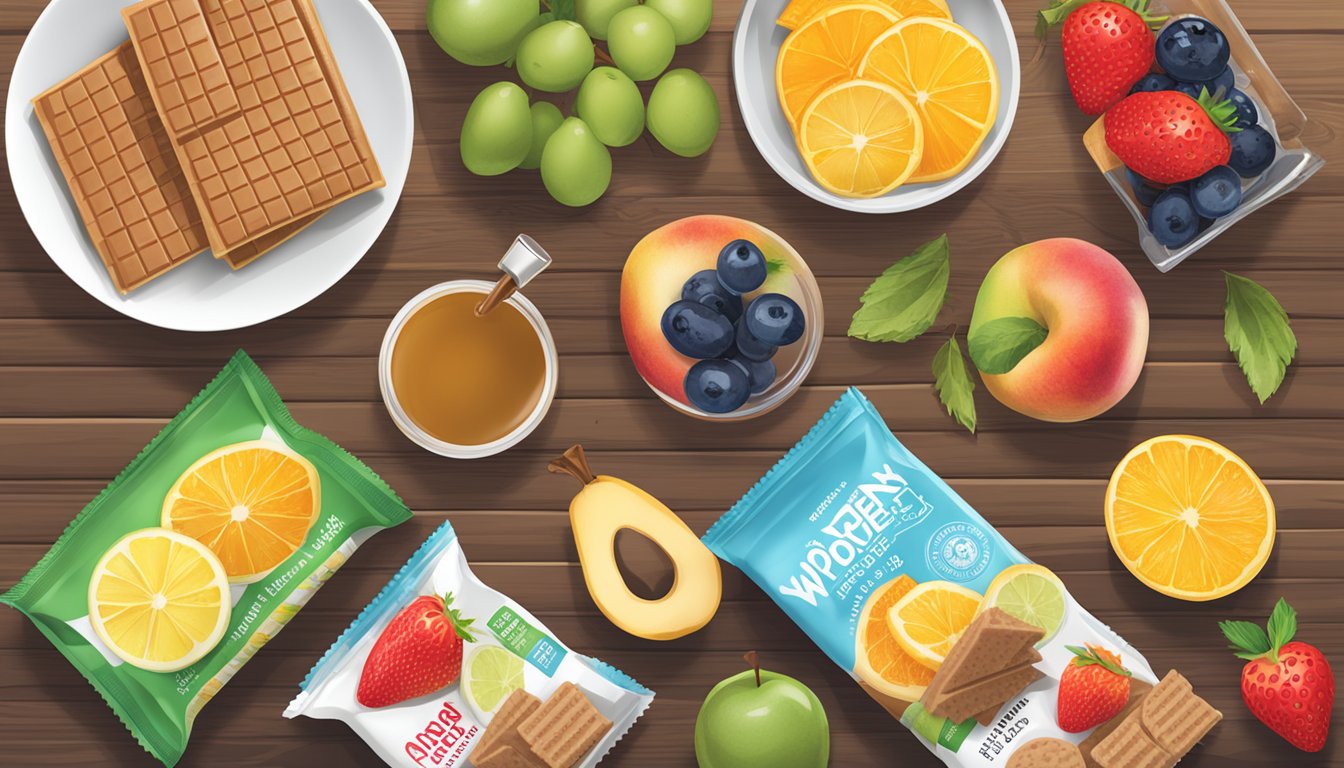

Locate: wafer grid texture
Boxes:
[33,44,209,293]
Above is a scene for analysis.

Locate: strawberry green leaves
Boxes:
[968,317,1048,374]
[932,334,976,433]
[847,235,949,343]
[1219,598,1298,663]
[1223,272,1296,403]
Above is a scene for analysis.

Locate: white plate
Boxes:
[5,0,412,331]
[733,0,1020,213]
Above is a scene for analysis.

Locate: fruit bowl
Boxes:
[620,216,823,421]
[732,0,1020,213]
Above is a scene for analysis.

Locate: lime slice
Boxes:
[462,645,525,718]
[981,564,1067,647]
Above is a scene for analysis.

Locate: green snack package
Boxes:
[0,350,413,766]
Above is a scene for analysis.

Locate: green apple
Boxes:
[695,654,829,768]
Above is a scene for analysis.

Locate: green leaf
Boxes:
[1266,598,1298,653]
[1219,619,1270,659]
[1224,272,1297,403]
[847,234,950,343]
[968,317,1048,374]
[932,335,976,433]
[548,0,575,20]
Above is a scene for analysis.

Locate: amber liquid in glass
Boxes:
[390,291,546,446]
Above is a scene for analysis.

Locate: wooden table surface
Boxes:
[1,0,1341,765]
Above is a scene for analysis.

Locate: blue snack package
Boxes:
[703,389,1165,765]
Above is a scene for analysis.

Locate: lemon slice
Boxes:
[887,580,982,670]
[88,527,230,672]
[979,564,1067,646]
[462,645,525,721]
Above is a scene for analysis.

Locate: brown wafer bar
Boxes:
[472,690,542,766]
[474,746,544,768]
[122,0,382,257]
[517,682,612,768]
[921,608,1044,722]
[1007,737,1086,768]
[1089,715,1175,768]
[32,44,207,293]
[1089,670,1221,768]
[1080,678,1152,768]
[932,659,1043,723]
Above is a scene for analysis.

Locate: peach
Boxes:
[968,238,1148,422]
[621,215,807,405]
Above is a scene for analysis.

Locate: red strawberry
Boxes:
[1056,643,1133,733]
[1038,0,1167,115]
[1104,88,1239,183]
[1220,598,1334,752]
[357,593,476,708]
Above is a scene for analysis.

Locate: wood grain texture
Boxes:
[0,0,1341,766]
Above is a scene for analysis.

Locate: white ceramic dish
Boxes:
[733,0,1020,213]
[5,0,412,331]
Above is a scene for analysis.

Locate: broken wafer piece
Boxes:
[1007,737,1086,768]
[1089,713,1175,768]
[121,0,382,257]
[931,658,1043,723]
[1089,670,1221,768]
[1080,677,1152,768]
[921,607,1044,722]
[517,682,613,768]
[473,690,542,762]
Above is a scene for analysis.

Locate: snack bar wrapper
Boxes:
[287,521,654,768]
[703,389,1221,766]
[0,350,413,766]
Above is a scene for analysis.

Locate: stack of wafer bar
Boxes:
[920,607,1045,725]
[1086,670,1221,768]
[30,0,380,294]
[471,683,613,768]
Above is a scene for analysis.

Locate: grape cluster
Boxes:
[431,0,721,207]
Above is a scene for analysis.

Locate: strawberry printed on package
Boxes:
[287,521,653,768]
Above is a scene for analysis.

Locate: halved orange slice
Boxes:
[854,575,936,701]
[162,440,321,583]
[1105,435,1275,601]
[775,3,901,127]
[858,17,999,182]
[797,79,924,197]
[777,0,950,30]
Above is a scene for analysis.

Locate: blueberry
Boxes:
[684,359,751,414]
[661,300,735,359]
[733,316,777,362]
[1130,73,1175,94]
[1156,17,1230,83]
[1172,80,1204,101]
[1228,124,1276,178]
[716,240,767,294]
[727,355,777,395]
[683,269,727,302]
[1148,188,1200,248]
[1226,88,1258,127]
[1201,65,1235,97]
[1125,167,1167,207]
[697,291,742,323]
[1189,165,1243,219]
[744,293,805,346]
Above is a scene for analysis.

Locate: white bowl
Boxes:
[5,0,413,331]
[733,0,1021,213]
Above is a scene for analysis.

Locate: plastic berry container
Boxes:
[1082,0,1325,272]
[619,215,823,421]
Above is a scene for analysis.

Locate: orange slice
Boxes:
[1105,435,1275,601]
[162,440,321,583]
[888,580,982,670]
[797,79,924,197]
[854,575,936,701]
[858,17,999,182]
[777,0,951,30]
[775,3,901,128]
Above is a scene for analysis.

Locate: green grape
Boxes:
[520,102,564,170]
[516,20,595,93]
[427,0,539,67]
[575,67,645,147]
[644,0,712,45]
[460,82,533,176]
[646,68,719,157]
[606,6,676,81]
[541,117,612,207]
[576,0,637,40]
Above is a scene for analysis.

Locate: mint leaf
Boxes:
[1219,619,1270,660]
[968,317,1048,374]
[848,234,950,343]
[1224,272,1296,403]
[1266,598,1298,652]
[932,335,976,433]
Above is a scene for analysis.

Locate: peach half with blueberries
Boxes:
[968,238,1149,423]
[621,215,816,416]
